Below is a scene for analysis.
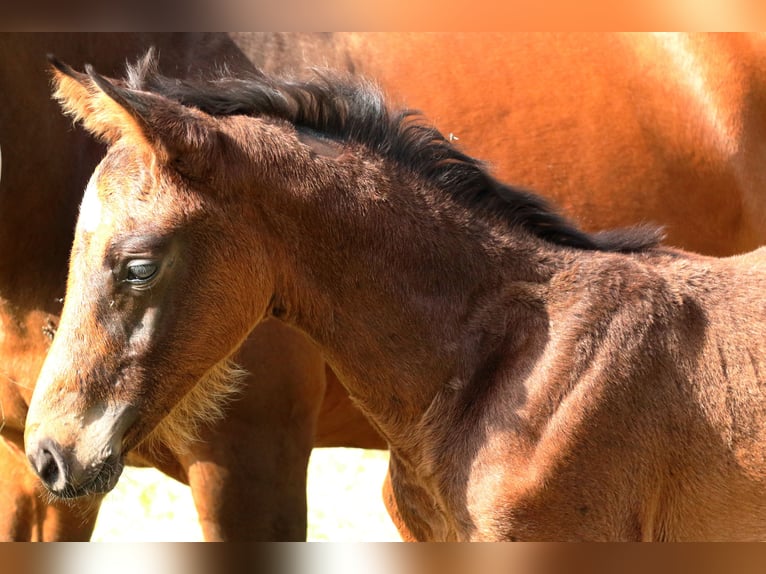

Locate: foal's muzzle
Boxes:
[24,398,136,498]
[26,435,126,498]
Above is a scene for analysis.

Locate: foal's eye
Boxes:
[125,260,159,284]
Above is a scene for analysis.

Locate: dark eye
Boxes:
[126,260,158,284]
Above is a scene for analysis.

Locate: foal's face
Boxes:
[24,137,271,497]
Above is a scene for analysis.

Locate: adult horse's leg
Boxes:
[131,319,386,541]
[0,434,101,541]
[0,436,44,541]
[39,493,102,541]
[314,368,388,450]
[179,320,327,541]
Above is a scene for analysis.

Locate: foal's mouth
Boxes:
[53,456,126,500]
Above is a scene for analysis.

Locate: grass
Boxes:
[90,447,400,542]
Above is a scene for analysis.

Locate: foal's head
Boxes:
[24,56,284,497]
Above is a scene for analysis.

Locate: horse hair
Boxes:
[145,358,247,455]
[122,50,662,254]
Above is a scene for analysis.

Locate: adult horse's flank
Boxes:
[26,55,766,541]
[346,33,766,257]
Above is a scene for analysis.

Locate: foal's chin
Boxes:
[50,455,126,500]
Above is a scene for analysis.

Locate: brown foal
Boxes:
[24,54,766,540]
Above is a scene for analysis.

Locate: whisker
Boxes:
[0,371,35,391]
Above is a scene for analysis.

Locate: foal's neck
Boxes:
[249,150,560,446]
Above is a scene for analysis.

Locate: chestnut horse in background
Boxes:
[26,53,766,541]
[339,32,766,257]
[5,33,766,540]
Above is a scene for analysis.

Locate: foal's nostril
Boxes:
[29,438,68,493]
[38,449,60,486]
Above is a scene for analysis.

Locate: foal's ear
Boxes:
[48,55,122,143]
[49,56,217,180]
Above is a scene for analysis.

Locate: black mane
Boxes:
[124,52,662,253]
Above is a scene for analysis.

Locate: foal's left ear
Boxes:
[49,56,218,180]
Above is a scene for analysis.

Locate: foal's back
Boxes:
[466,247,766,540]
